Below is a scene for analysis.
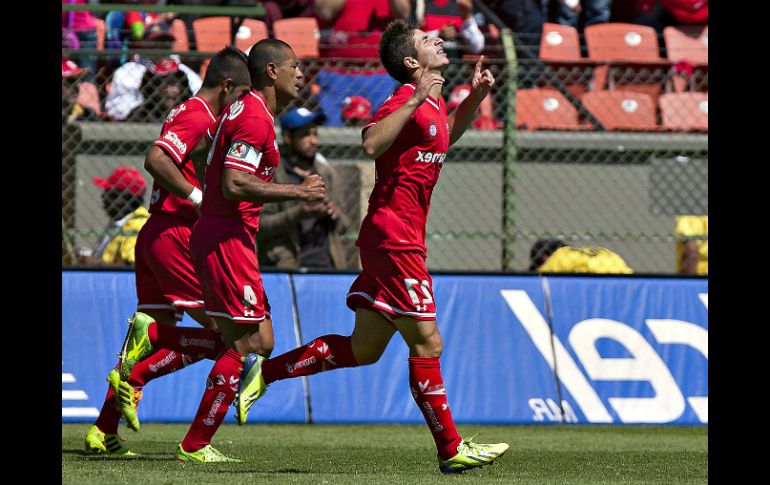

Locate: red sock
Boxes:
[180,349,243,452]
[261,334,358,385]
[93,364,121,435]
[128,349,204,390]
[408,357,463,460]
[148,323,224,360]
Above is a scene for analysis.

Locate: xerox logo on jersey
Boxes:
[415,151,446,164]
[228,99,244,119]
[228,141,262,169]
[429,121,437,138]
[165,103,186,123]
[163,131,188,154]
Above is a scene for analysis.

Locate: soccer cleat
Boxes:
[118,312,156,381]
[234,353,267,425]
[84,425,136,456]
[438,435,510,474]
[107,369,143,432]
[175,444,242,463]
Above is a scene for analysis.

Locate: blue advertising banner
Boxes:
[62,271,306,424]
[63,272,708,425]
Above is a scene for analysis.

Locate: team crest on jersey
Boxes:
[228,100,244,120]
[165,103,186,123]
[429,121,437,138]
[228,141,262,169]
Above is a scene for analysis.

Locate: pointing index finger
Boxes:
[474,55,485,74]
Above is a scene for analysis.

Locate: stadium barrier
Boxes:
[62,271,707,425]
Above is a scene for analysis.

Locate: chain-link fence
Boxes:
[62,11,707,275]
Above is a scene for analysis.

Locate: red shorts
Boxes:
[135,213,204,320]
[346,248,436,321]
[189,215,271,323]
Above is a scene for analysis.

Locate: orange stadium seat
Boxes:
[659,92,708,131]
[580,91,657,131]
[95,18,105,50]
[273,18,320,59]
[584,23,670,103]
[170,18,190,52]
[516,88,584,131]
[235,19,269,53]
[539,23,595,99]
[193,17,231,52]
[663,25,708,93]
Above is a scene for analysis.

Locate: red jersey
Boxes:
[319,0,393,58]
[200,89,280,233]
[357,83,449,254]
[150,95,217,221]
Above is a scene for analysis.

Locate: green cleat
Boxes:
[438,435,510,474]
[175,444,241,463]
[233,353,267,425]
[118,312,156,381]
[84,425,136,456]
[107,369,143,431]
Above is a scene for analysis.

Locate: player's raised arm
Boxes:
[448,55,495,146]
[222,168,326,203]
[362,62,444,160]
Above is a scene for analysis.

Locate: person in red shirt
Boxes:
[316,0,410,58]
[115,38,326,463]
[84,46,252,457]
[236,20,509,474]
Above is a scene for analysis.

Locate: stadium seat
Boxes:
[95,18,105,50]
[663,25,708,93]
[170,18,190,52]
[193,17,231,53]
[77,81,102,116]
[658,92,708,131]
[235,19,269,53]
[316,68,399,126]
[516,88,584,131]
[580,91,658,131]
[538,23,595,99]
[273,18,320,59]
[584,23,670,102]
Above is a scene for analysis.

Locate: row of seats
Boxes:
[516,89,707,132]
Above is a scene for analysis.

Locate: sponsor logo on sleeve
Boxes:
[228,100,244,120]
[163,131,188,155]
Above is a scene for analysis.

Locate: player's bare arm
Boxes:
[362,63,444,160]
[145,146,201,205]
[189,137,211,188]
[222,168,326,203]
[448,55,495,146]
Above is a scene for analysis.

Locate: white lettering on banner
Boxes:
[500,290,613,423]
[569,319,686,423]
[61,370,99,417]
[646,319,708,423]
[528,398,578,423]
[501,290,709,424]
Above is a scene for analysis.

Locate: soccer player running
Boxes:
[116,38,326,463]
[85,46,252,456]
[236,20,509,474]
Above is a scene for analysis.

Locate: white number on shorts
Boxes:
[243,285,257,305]
[404,279,433,308]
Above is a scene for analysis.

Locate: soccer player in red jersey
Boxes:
[84,47,252,456]
[117,38,326,463]
[237,20,509,473]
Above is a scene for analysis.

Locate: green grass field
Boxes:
[62,423,707,484]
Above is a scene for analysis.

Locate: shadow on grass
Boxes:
[62,449,172,461]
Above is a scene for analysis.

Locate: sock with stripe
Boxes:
[261,334,358,385]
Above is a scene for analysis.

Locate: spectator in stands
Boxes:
[315,0,411,59]
[674,215,707,275]
[80,167,150,266]
[127,58,194,122]
[484,0,545,88]
[62,58,101,124]
[529,238,633,273]
[105,31,202,121]
[261,0,316,31]
[258,107,354,269]
[410,0,485,59]
[634,0,708,33]
[107,1,176,47]
[341,95,372,126]
[62,0,99,81]
[543,0,612,29]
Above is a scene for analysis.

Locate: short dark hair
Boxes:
[247,38,293,83]
[202,46,250,88]
[379,19,418,84]
[529,239,567,271]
